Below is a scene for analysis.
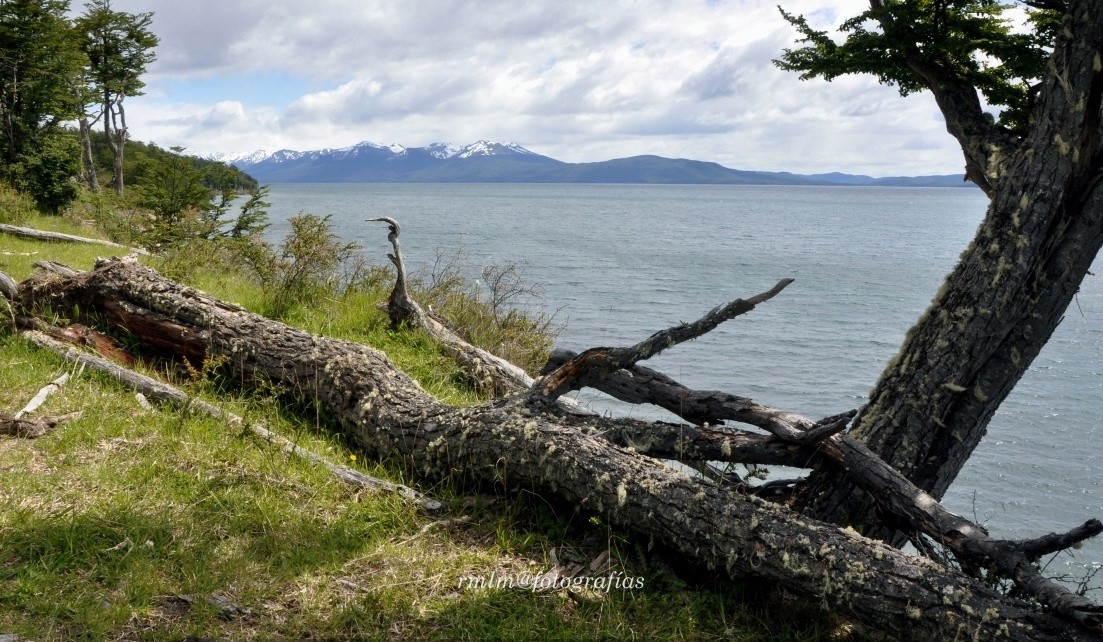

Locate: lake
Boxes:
[263,182,1103,579]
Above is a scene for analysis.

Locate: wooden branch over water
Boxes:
[533,279,793,400]
[542,348,851,444]
[536,289,1103,626]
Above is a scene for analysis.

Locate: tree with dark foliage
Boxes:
[777,0,1103,544]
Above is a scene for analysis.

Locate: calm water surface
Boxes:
[265,183,1103,577]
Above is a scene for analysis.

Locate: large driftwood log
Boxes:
[542,323,1103,626]
[11,258,1101,641]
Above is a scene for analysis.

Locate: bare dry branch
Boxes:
[14,372,70,419]
[534,279,793,400]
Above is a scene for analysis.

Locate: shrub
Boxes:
[153,210,557,380]
[411,249,557,375]
[0,181,42,224]
[65,190,151,247]
[261,213,360,318]
[10,132,81,214]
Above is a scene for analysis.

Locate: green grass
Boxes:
[0,215,855,641]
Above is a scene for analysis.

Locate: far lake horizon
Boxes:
[263,182,1103,580]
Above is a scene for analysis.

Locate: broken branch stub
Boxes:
[367,216,535,396]
[366,217,427,330]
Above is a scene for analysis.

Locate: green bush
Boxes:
[11,132,81,214]
[411,248,556,374]
[261,214,360,318]
[152,210,556,380]
[0,180,42,224]
[64,189,150,246]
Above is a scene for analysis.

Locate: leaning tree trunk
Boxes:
[797,1,1103,535]
[12,258,1102,642]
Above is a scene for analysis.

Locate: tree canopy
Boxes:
[75,0,157,196]
[0,1,260,228]
[0,0,83,210]
[775,1,1076,199]
[776,1,1059,137]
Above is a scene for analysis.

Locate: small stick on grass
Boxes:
[0,370,81,438]
[14,371,71,419]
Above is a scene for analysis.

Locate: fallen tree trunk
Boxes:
[22,330,445,513]
[544,347,1103,625]
[11,258,1102,641]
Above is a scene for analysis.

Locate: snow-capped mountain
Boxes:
[208,149,272,165]
[217,139,562,183]
[211,140,971,187]
[453,141,536,158]
[222,140,536,167]
[426,142,459,159]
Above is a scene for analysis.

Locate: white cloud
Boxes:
[109,0,964,175]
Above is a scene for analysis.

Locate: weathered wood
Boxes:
[16,318,136,366]
[16,258,1101,641]
[0,412,82,438]
[14,372,70,419]
[543,348,852,443]
[534,279,793,400]
[22,331,444,514]
[544,327,1103,623]
[0,270,16,301]
[0,223,148,255]
[368,216,534,396]
[32,259,82,277]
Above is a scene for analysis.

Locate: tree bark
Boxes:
[77,115,99,192]
[12,258,1103,641]
[798,0,1103,536]
[103,92,126,197]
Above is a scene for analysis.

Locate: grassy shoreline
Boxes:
[0,215,848,641]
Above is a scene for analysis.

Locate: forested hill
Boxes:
[88,134,259,193]
[223,141,970,187]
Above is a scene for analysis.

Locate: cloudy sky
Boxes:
[101,0,973,176]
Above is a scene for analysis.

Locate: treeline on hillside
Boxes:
[88,133,259,196]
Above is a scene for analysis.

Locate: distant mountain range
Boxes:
[217,140,971,187]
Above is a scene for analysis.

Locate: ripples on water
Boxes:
[265,183,1103,578]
